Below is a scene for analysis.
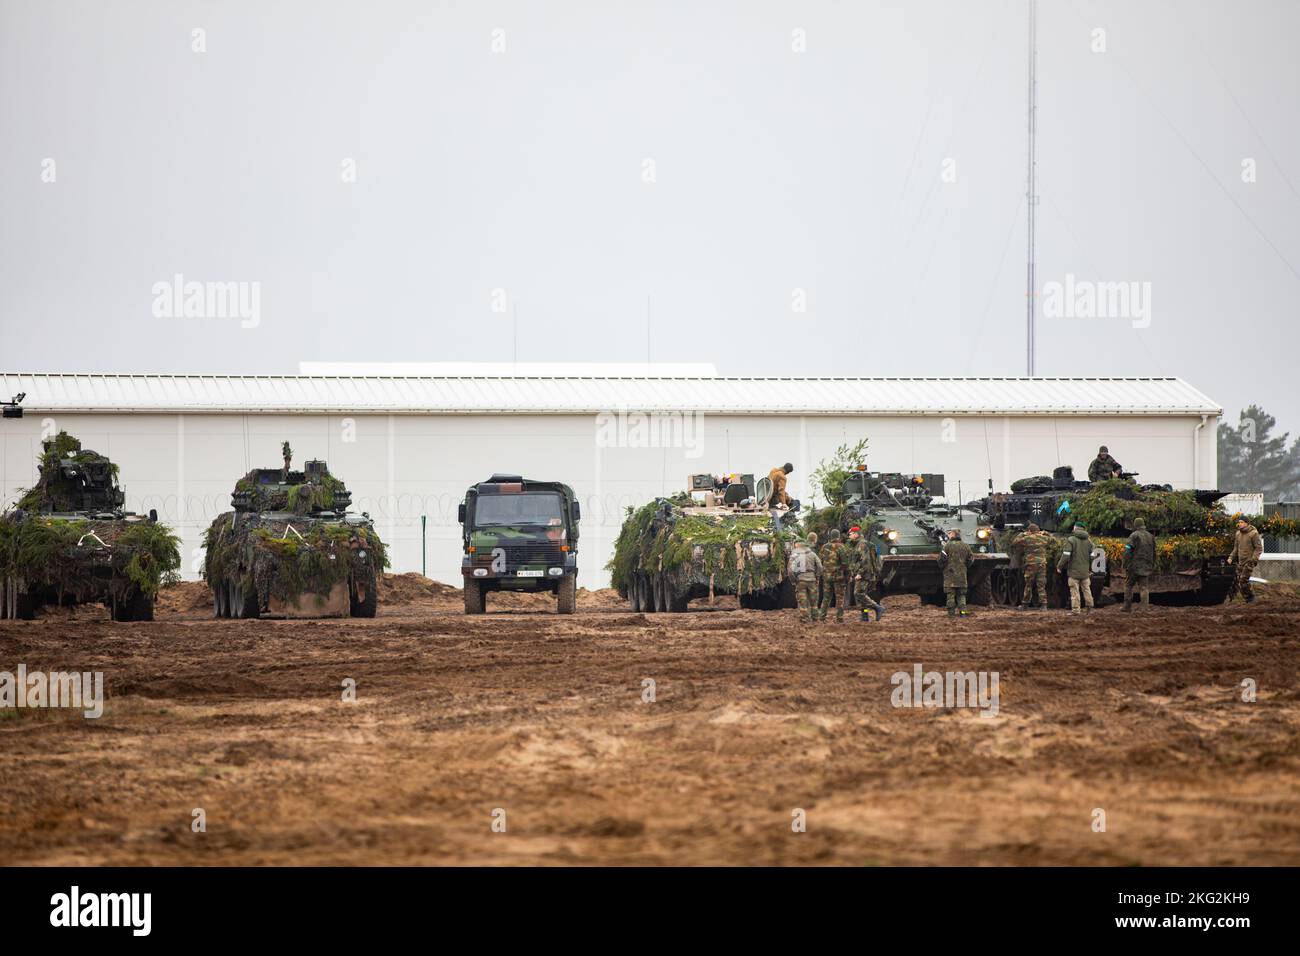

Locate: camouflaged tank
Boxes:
[802,469,1005,607]
[0,431,180,621]
[202,443,386,618]
[608,475,800,612]
[967,466,1235,606]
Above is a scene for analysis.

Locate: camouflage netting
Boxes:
[0,514,181,604]
[607,499,794,596]
[15,431,121,512]
[203,513,387,606]
[1012,478,1300,573]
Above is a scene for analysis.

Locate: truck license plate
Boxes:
[515,569,543,577]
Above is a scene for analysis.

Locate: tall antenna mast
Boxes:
[1025,0,1038,376]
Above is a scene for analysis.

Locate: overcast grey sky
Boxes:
[1,0,1297,429]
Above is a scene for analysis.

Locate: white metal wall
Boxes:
[1,411,1219,588]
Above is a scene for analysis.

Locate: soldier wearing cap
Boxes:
[1123,517,1156,612]
[847,525,885,621]
[1227,517,1264,603]
[1087,445,1123,482]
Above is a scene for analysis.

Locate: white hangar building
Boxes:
[0,371,1221,588]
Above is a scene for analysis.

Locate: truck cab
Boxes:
[458,474,581,614]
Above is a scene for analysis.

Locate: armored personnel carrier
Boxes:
[608,473,799,612]
[0,431,180,621]
[203,443,385,618]
[803,469,1007,606]
[968,466,1234,606]
[459,474,582,614]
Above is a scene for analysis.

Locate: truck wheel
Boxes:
[557,574,577,614]
[464,579,486,614]
[350,575,378,618]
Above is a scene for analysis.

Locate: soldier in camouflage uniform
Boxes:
[847,525,885,620]
[1087,445,1123,482]
[937,529,974,617]
[1017,522,1051,609]
[1122,516,1156,612]
[816,529,851,622]
[788,537,823,624]
[1227,517,1263,603]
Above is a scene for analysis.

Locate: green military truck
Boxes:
[458,474,581,614]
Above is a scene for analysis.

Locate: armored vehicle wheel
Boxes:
[231,581,259,619]
[350,576,378,618]
[1195,576,1233,606]
[969,575,993,607]
[13,590,38,621]
[652,573,668,612]
[112,591,154,622]
[464,579,486,614]
[557,574,577,614]
[919,591,947,607]
[778,580,797,609]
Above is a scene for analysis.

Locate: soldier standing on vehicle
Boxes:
[1087,445,1123,482]
[769,463,794,507]
[1123,517,1156,612]
[788,537,823,625]
[848,525,885,620]
[1017,522,1051,610]
[1057,523,1096,613]
[1227,517,1264,603]
[937,529,974,617]
[818,529,851,623]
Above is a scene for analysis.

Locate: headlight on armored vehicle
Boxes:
[548,567,563,576]
[884,529,899,542]
[749,542,770,558]
[473,568,487,577]
[889,546,898,555]
[976,528,991,541]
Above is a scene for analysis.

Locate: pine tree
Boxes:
[1217,405,1300,499]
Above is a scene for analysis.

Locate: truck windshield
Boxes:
[473,493,565,527]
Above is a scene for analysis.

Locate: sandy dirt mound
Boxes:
[2,582,1298,866]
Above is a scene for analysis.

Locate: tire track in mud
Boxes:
[1,588,1298,864]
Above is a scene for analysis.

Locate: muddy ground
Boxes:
[2,574,1298,866]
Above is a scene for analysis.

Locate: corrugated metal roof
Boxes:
[0,374,1222,416]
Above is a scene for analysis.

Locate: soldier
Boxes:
[1227,517,1264,603]
[1017,522,1051,610]
[847,525,885,620]
[1123,517,1156,612]
[818,529,851,623]
[768,463,794,507]
[1057,522,1096,613]
[937,529,974,617]
[1087,445,1123,482]
[787,537,823,624]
